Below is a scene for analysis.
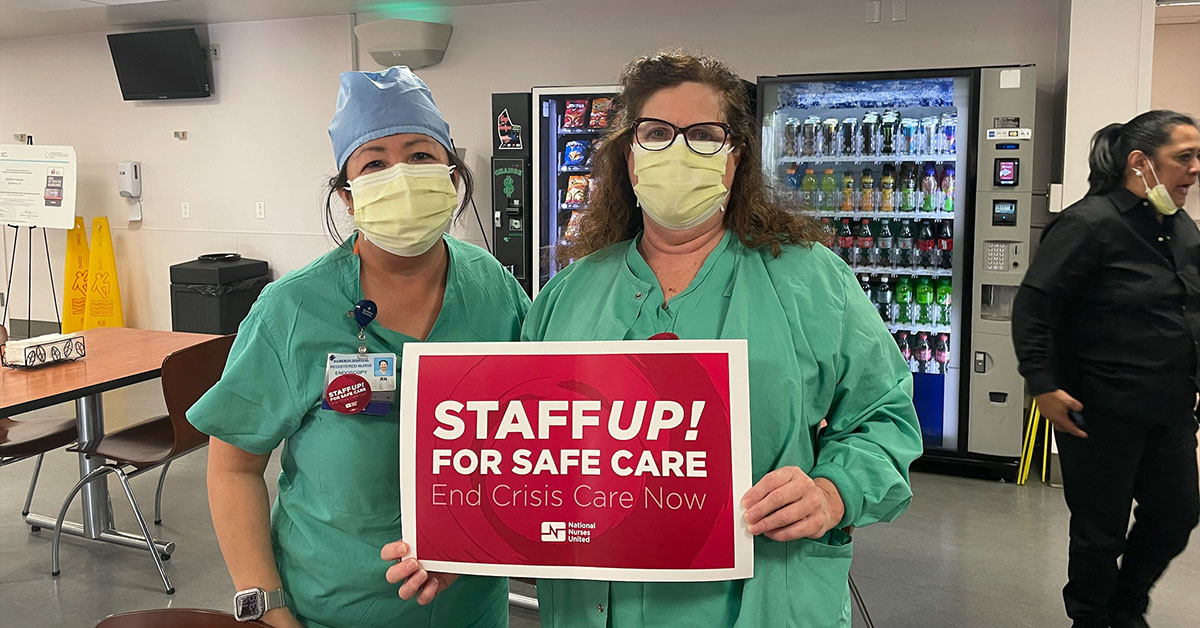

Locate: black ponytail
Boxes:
[1087,110,1197,195]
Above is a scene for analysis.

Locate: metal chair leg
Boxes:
[22,453,45,517]
[154,461,172,525]
[113,468,174,595]
[52,465,117,576]
[849,573,875,628]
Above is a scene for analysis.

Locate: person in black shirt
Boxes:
[1013,110,1200,628]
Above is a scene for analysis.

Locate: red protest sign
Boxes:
[399,340,752,581]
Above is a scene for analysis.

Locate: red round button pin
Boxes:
[326,373,372,414]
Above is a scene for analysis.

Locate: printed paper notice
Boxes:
[0,145,77,229]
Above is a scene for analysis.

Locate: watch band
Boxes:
[263,588,286,613]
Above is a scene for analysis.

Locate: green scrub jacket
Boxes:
[189,234,529,628]
[522,231,922,627]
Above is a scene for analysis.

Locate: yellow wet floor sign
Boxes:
[61,217,89,334]
[83,217,124,328]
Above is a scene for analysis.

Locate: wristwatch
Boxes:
[234,587,286,622]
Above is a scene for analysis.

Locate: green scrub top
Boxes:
[522,231,922,628]
[189,234,529,628]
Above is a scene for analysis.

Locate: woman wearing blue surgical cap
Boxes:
[189,66,527,628]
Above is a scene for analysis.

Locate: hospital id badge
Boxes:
[322,352,397,415]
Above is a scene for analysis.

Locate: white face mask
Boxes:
[1137,159,1180,217]
[631,142,731,231]
[349,162,458,257]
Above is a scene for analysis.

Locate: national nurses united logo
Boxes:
[540,521,566,543]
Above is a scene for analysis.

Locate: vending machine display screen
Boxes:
[992,199,1017,226]
[994,158,1019,186]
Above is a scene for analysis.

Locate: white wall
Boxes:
[1059,0,1156,207]
[375,0,1066,244]
[2,0,1070,331]
[1151,22,1200,217]
[0,15,351,330]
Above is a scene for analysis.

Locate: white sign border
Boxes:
[399,339,753,582]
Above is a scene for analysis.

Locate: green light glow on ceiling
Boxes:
[361,2,450,23]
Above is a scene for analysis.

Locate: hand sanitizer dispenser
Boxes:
[117,161,141,199]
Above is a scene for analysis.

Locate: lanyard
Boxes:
[348,299,378,353]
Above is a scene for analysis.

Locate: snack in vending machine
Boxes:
[563,140,588,167]
[588,98,613,128]
[565,175,589,205]
[561,210,585,244]
[563,99,589,128]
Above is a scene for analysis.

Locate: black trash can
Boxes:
[170,253,270,334]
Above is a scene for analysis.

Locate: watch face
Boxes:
[236,591,262,618]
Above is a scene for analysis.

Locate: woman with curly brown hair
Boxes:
[514,50,923,627]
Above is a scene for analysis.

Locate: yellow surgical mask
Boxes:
[1138,159,1180,217]
[631,142,731,231]
[349,163,458,257]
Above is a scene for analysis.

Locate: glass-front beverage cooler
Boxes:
[758,67,1038,473]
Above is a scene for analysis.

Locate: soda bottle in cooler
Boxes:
[820,216,836,252]
[894,276,914,324]
[841,171,856,212]
[874,275,894,323]
[875,218,893,267]
[785,165,801,205]
[855,218,874,268]
[880,167,896,212]
[820,169,838,212]
[921,163,938,212]
[941,113,957,154]
[937,220,954,269]
[916,220,936,269]
[913,332,933,373]
[929,220,945,269]
[837,218,856,265]
[800,168,817,211]
[899,163,917,212]
[859,275,872,302]
[895,330,913,370]
[941,166,955,213]
[936,278,953,326]
[915,277,935,325]
[934,334,951,375]
[896,218,914,269]
[860,168,876,212]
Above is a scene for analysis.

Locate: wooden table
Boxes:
[0,327,217,556]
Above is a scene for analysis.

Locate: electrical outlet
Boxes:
[12,133,28,143]
[255,202,265,219]
[210,44,220,61]
[181,202,190,219]
[891,0,907,22]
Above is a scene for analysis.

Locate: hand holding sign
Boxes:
[381,540,458,605]
[741,467,844,542]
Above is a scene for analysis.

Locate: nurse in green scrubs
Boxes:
[188,66,526,628]
[529,51,922,626]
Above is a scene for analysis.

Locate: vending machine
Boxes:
[530,85,620,294]
[491,92,534,295]
[757,66,1037,472]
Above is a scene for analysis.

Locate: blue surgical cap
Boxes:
[328,66,453,171]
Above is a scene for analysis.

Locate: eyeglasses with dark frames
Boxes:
[632,117,732,155]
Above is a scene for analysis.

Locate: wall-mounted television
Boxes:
[107,28,211,100]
